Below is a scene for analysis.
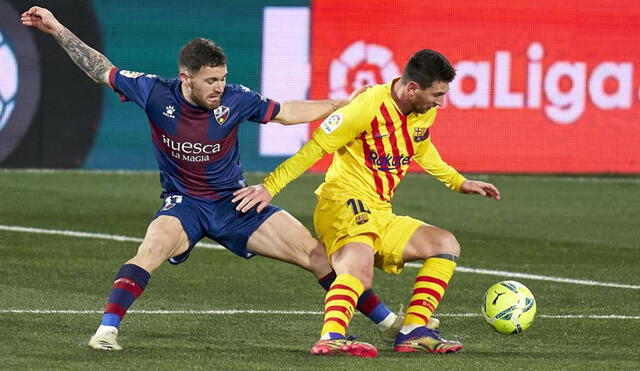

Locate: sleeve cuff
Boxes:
[108,67,128,102]
[261,100,281,123]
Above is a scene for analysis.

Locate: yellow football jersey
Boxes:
[313,79,466,207]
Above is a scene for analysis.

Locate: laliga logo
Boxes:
[449,42,636,124]
[330,41,637,125]
[329,41,400,99]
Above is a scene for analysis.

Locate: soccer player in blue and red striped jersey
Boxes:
[21,6,406,351]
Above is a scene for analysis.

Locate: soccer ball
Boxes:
[481,280,536,334]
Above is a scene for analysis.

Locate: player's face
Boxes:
[184,65,227,110]
[409,80,449,114]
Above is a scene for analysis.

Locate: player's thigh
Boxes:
[330,241,375,288]
[375,215,423,274]
[401,223,460,262]
[246,210,326,269]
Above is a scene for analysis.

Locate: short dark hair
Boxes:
[401,49,456,89]
[178,38,227,72]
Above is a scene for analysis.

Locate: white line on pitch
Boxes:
[1,309,638,320]
[2,224,639,290]
[405,263,640,290]
[0,224,220,249]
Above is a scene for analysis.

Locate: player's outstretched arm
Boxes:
[232,138,327,213]
[273,85,369,125]
[459,180,501,201]
[21,6,113,85]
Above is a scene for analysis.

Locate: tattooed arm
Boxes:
[53,27,114,84]
[21,6,113,85]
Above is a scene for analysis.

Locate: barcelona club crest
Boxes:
[355,214,369,225]
[413,127,430,142]
[214,105,230,125]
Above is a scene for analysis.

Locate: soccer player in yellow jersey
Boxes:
[233,49,500,357]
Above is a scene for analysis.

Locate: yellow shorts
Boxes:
[313,195,423,274]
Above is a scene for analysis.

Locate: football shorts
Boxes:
[313,195,423,274]
[153,192,280,264]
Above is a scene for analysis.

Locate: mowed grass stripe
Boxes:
[2,223,638,290]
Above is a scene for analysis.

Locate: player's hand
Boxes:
[460,180,501,201]
[347,84,370,102]
[232,184,273,213]
[333,85,371,110]
[21,6,64,35]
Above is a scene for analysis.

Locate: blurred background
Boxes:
[1,0,639,173]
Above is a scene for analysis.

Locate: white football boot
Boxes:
[88,325,122,350]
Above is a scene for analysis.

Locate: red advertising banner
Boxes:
[309,0,640,173]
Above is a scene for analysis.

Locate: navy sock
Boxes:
[100,264,150,328]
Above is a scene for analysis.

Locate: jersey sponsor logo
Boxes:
[320,113,343,134]
[162,105,176,119]
[413,127,429,142]
[119,70,145,79]
[214,105,230,124]
[368,150,411,171]
[162,134,220,162]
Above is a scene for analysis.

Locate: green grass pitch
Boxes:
[1,170,638,370]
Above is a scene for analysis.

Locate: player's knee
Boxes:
[280,233,330,276]
[136,236,176,260]
[434,230,460,257]
[334,252,374,289]
[306,242,331,271]
[128,239,175,273]
[138,217,188,260]
[355,269,373,289]
[415,230,460,259]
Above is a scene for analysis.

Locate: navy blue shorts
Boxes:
[152,192,281,264]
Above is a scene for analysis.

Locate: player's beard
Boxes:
[412,102,432,114]
[191,92,220,111]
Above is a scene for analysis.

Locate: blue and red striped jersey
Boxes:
[108,68,280,200]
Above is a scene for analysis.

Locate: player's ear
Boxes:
[406,81,421,96]
[178,69,190,83]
